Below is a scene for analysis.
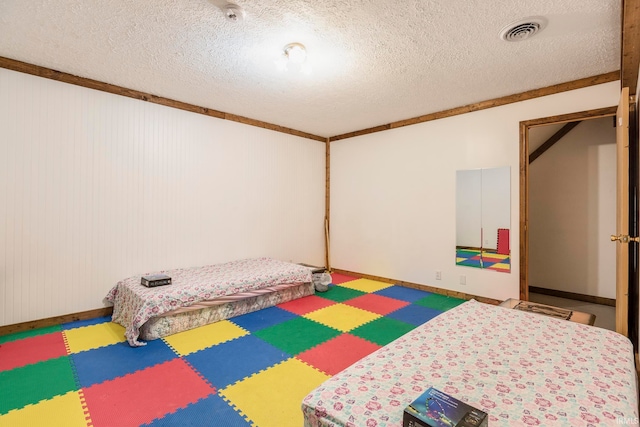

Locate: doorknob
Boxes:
[611,234,640,243]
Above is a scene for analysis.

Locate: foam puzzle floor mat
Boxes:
[455,248,510,272]
[0,274,465,427]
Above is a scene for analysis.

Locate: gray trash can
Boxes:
[312,272,331,292]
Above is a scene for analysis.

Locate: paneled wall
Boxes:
[0,68,325,326]
[330,81,620,302]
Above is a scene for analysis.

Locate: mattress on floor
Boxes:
[302,299,639,427]
[105,258,312,346]
[139,281,314,340]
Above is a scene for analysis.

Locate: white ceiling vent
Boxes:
[499,17,547,42]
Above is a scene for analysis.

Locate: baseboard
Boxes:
[529,286,616,307]
[0,307,114,337]
[331,268,502,306]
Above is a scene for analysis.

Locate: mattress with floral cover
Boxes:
[139,281,314,341]
[302,299,639,427]
[105,257,312,346]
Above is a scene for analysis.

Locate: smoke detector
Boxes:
[499,17,547,42]
[223,3,245,22]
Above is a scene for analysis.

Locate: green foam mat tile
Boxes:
[0,325,62,344]
[253,317,341,355]
[0,356,78,415]
[414,294,465,311]
[316,285,366,303]
[350,317,416,346]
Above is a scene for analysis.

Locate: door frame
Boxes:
[519,106,618,301]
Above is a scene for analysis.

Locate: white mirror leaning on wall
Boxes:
[455,166,511,272]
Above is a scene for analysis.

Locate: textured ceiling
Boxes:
[0,0,621,137]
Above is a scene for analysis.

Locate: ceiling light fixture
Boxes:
[499,17,547,42]
[284,43,307,64]
[275,42,312,74]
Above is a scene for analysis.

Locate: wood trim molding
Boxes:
[0,56,326,143]
[0,55,619,145]
[325,138,331,270]
[0,307,114,337]
[331,268,502,305]
[519,106,617,306]
[622,0,640,94]
[329,71,620,142]
[529,121,581,163]
[522,106,618,128]
[519,121,529,301]
[529,286,616,307]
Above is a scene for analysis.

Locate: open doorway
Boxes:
[519,107,617,330]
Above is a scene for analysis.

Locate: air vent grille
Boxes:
[500,17,547,42]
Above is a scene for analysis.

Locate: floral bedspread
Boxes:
[105,258,311,346]
[302,299,639,427]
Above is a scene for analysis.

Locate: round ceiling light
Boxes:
[499,17,547,42]
[275,42,311,74]
[284,43,307,64]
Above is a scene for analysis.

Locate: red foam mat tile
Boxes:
[330,273,359,284]
[0,332,68,371]
[497,228,510,255]
[344,293,410,315]
[278,295,336,315]
[297,334,381,376]
[482,255,507,263]
[83,358,215,427]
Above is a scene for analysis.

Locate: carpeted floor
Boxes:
[0,273,465,427]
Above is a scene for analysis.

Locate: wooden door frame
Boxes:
[519,106,618,301]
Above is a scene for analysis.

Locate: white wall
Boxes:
[0,68,326,326]
[529,117,616,299]
[331,81,620,302]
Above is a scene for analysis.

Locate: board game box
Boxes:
[141,274,172,287]
[403,387,488,427]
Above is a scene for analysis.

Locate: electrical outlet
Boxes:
[435,271,442,280]
[460,275,466,285]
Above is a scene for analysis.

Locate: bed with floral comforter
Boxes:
[105,258,312,346]
[302,299,639,427]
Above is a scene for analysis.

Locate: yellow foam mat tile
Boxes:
[0,391,88,427]
[163,320,248,356]
[220,358,329,427]
[304,303,380,332]
[63,323,126,354]
[485,253,509,260]
[337,278,392,293]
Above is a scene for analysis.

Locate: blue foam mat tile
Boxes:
[374,286,433,303]
[71,339,177,387]
[61,316,111,330]
[186,334,290,389]
[143,393,249,427]
[479,260,497,267]
[229,306,297,332]
[387,304,444,326]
